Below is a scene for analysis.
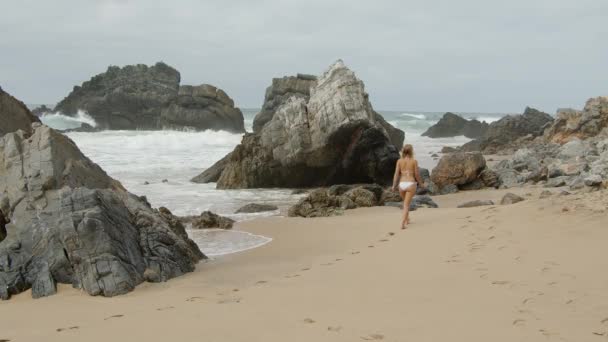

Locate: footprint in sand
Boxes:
[368,245,375,248]
[513,319,526,327]
[487,226,495,230]
[186,296,204,302]
[218,297,242,304]
[388,232,395,236]
[285,274,301,278]
[302,318,316,324]
[491,280,510,285]
[157,306,175,311]
[328,326,342,332]
[522,297,535,305]
[335,258,343,262]
[379,239,389,242]
[0,339,10,342]
[301,267,311,271]
[321,262,334,266]
[361,333,384,340]
[104,315,124,321]
[351,251,361,255]
[479,274,488,279]
[255,280,268,285]
[56,326,79,332]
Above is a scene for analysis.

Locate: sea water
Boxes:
[38,108,506,256]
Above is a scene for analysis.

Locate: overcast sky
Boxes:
[1,0,606,113]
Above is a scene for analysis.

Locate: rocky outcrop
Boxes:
[235,203,279,214]
[462,107,554,154]
[54,62,244,132]
[500,193,525,205]
[0,92,204,300]
[194,60,404,189]
[191,152,232,183]
[422,112,488,139]
[544,97,608,144]
[457,200,494,208]
[0,87,40,136]
[181,211,235,229]
[288,184,384,218]
[431,152,487,191]
[159,85,245,133]
[31,105,52,116]
[252,74,317,133]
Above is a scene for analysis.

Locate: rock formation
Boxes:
[54,62,244,132]
[422,112,488,139]
[461,107,554,153]
[288,184,384,218]
[31,105,52,116]
[235,203,279,214]
[0,90,204,300]
[192,60,405,189]
[0,86,40,136]
[544,96,608,144]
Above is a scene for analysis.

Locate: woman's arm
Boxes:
[392,160,401,191]
[414,160,424,187]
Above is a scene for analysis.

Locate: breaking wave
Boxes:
[39,110,98,130]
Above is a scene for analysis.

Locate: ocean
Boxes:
[36,107,507,256]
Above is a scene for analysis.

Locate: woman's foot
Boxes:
[401,223,407,230]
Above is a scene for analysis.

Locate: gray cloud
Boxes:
[1,0,606,113]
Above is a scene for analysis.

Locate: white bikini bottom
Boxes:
[399,181,417,191]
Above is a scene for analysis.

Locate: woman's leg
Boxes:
[402,188,416,228]
[399,188,407,228]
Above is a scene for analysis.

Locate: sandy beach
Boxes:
[1,187,607,342]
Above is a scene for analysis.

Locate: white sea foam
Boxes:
[40,110,98,130]
[188,229,272,257]
[400,113,427,120]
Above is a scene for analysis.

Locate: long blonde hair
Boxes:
[401,144,414,158]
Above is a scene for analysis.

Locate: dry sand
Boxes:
[1,187,607,342]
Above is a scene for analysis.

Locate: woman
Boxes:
[392,144,424,229]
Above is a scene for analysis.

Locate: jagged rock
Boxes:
[441,146,458,153]
[431,152,486,190]
[479,168,500,188]
[0,87,40,136]
[457,200,494,208]
[539,190,553,199]
[545,97,608,143]
[417,168,438,195]
[54,62,244,132]
[200,61,404,189]
[381,189,402,203]
[252,74,317,133]
[235,203,279,214]
[461,107,553,153]
[187,211,234,229]
[0,121,204,300]
[439,184,459,195]
[422,112,488,139]
[159,84,245,133]
[31,104,52,116]
[60,123,100,133]
[287,184,383,218]
[191,152,232,183]
[500,193,525,205]
[545,176,569,188]
[584,174,603,187]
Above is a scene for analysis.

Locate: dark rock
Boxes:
[422,112,488,139]
[287,184,383,218]
[54,62,244,132]
[159,84,245,133]
[500,193,525,205]
[584,174,603,187]
[1,87,41,136]
[162,179,168,183]
[479,168,500,188]
[235,203,279,214]
[544,176,569,188]
[60,123,100,133]
[291,189,309,195]
[457,200,495,208]
[539,190,553,198]
[187,211,234,229]
[462,107,553,153]
[439,184,459,195]
[191,152,233,183]
[441,146,458,153]
[431,152,486,190]
[458,179,484,191]
[0,123,203,300]
[206,61,403,189]
[31,104,52,116]
[381,189,402,203]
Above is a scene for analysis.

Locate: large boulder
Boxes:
[431,152,487,190]
[0,87,40,136]
[0,95,204,300]
[159,84,245,133]
[544,96,608,144]
[422,112,488,139]
[195,60,404,189]
[54,62,244,132]
[462,107,554,153]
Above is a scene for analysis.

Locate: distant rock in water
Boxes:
[422,112,488,139]
[461,107,553,154]
[544,96,608,144]
[0,86,41,136]
[54,62,244,133]
[193,60,405,189]
[0,89,204,300]
[31,104,53,116]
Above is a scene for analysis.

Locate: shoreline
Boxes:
[2,186,607,341]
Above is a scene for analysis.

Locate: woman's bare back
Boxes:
[398,157,417,182]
